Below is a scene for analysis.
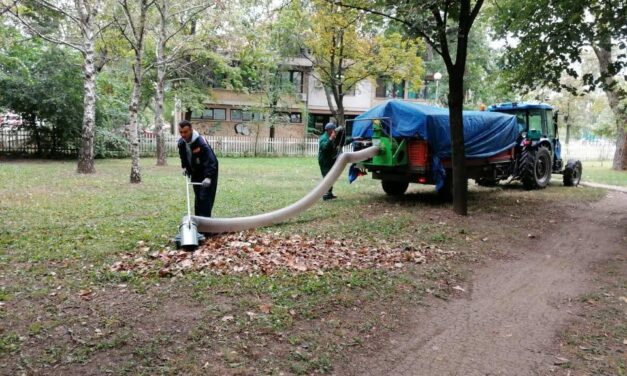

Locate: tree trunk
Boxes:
[448,69,468,215]
[592,43,627,170]
[129,58,143,183]
[323,85,338,123]
[77,31,97,174]
[154,9,167,166]
[335,100,346,127]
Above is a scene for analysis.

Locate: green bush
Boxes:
[94,129,130,158]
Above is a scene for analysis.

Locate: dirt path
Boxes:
[340,192,627,376]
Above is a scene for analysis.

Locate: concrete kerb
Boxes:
[580,181,627,193]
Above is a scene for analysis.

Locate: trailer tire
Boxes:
[381,180,409,196]
[520,147,552,190]
[563,159,582,187]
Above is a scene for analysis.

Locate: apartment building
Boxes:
[186,58,437,138]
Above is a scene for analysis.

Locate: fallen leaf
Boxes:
[527,234,536,239]
[221,315,234,322]
[618,296,627,303]
[109,231,459,277]
[79,289,93,300]
[259,304,272,314]
[452,285,466,293]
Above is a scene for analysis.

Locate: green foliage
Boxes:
[96,66,132,130]
[489,0,626,96]
[306,1,425,100]
[420,17,515,107]
[93,128,131,158]
[0,25,84,152]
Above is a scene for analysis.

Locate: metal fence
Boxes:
[0,129,77,157]
[0,129,616,161]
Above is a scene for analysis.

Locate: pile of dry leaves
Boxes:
[110,232,456,277]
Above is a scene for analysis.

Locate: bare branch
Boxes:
[0,0,18,16]
[11,8,85,52]
[163,4,211,45]
[326,0,442,56]
[38,0,85,32]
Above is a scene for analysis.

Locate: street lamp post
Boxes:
[433,72,442,105]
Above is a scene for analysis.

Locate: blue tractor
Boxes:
[488,102,582,189]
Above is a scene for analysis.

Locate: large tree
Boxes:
[490,0,627,170]
[11,0,112,173]
[332,0,485,216]
[307,0,424,127]
[114,0,155,183]
[152,0,215,166]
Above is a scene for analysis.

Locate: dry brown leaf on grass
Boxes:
[259,304,272,314]
[109,231,456,277]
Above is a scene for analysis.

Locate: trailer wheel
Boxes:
[563,159,582,187]
[520,147,552,190]
[381,180,409,196]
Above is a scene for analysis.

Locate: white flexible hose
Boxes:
[191,145,380,233]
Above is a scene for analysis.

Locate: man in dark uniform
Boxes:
[318,122,340,201]
[177,120,219,217]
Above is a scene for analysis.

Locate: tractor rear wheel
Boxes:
[520,147,552,190]
[381,180,409,196]
[563,159,582,186]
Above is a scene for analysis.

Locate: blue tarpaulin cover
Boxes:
[351,100,520,189]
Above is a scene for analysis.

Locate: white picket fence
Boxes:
[138,134,332,157]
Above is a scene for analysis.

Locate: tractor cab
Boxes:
[488,102,562,171]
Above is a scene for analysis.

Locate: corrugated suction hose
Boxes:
[191,145,379,234]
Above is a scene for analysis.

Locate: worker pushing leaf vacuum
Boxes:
[174,120,219,248]
[177,119,219,218]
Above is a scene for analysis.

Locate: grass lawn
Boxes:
[0,157,607,374]
[581,160,627,187]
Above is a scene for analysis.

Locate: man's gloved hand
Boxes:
[335,126,344,133]
[201,177,212,188]
[182,169,188,177]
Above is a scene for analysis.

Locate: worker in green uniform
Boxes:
[318,122,352,200]
[318,123,338,200]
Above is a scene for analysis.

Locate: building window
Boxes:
[290,112,302,123]
[213,108,226,120]
[191,108,226,120]
[344,84,357,96]
[231,109,242,121]
[281,70,304,93]
[231,109,264,122]
[376,78,405,98]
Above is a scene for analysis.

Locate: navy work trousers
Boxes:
[192,175,217,217]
